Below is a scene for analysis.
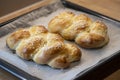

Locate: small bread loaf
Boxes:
[6,25,81,69]
[48,11,109,48]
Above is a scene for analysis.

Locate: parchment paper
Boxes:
[0,1,120,80]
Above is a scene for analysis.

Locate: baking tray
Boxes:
[0,0,120,80]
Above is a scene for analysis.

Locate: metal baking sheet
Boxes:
[0,0,120,80]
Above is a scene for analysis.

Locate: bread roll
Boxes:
[6,25,81,69]
[48,11,109,48]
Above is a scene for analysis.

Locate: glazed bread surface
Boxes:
[6,25,81,69]
[48,11,109,48]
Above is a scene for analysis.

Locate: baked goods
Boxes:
[6,25,81,69]
[48,11,109,48]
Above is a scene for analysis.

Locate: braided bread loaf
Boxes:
[48,12,109,48]
[6,25,81,69]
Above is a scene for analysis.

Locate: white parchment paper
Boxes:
[0,1,120,80]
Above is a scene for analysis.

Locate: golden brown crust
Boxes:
[16,35,45,60]
[48,12,109,48]
[6,25,82,69]
[65,43,81,62]
[48,55,69,69]
[6,29,30,50]
[48,11,74,33]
